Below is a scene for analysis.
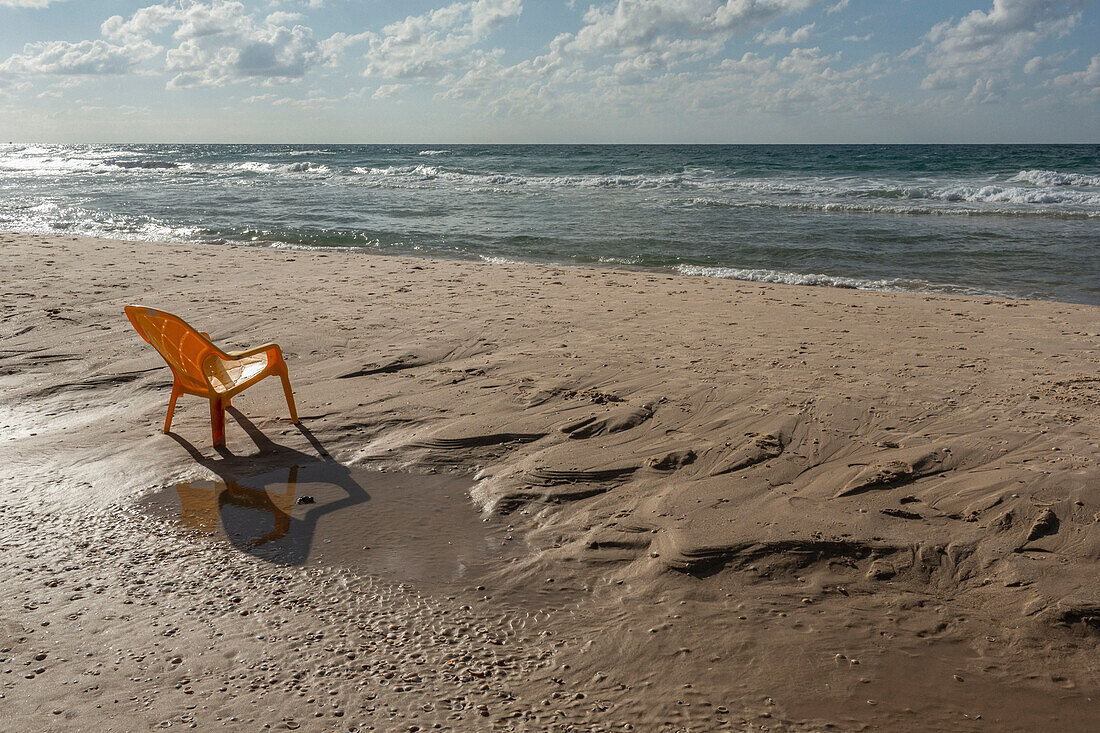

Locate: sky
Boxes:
[0,0,1097,143]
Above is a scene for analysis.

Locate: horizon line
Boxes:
[7,140,1099,146]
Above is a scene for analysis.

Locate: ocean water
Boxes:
[1,143,1097,304]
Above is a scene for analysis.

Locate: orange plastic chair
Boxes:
[124,305,299,447]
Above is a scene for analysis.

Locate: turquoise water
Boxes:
[1,143,1097,303]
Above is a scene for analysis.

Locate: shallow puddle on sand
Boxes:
[142,462,517,592]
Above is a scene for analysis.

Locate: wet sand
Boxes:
[142,462,517,589]
[1,232,1098,731]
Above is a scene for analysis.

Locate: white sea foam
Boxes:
[0,151,334,177]
[350,165,688,190]
[719,179,1100,206]
[910,183,1100,205]
[676,264,912,292]
[229,161,279,173]
[2,201,203,243]
[107,159,184,170]
[1008,169,1100,187]
[224,160,331,175]
[684,197,1097,219]
[418,149,451,156]
[285,161,330,173]
[256,149,338,158]
[341,165,1100,209]
[478,254,526,265]
[0,155,103,174]
[265,240,373,253]
[360,164,441,177]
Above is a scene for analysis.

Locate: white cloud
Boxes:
[435,0,824,114]
[318,30,371,67]
[432,0,871,122]
[755,23,814,45]
[1022,52,1071,74]
[1051,52,1100,98]
[271,86,367,108]
[964,75,1006,103]
[100,5,179,43]
[1,2,335,91]
[0,39,160,75]
[565,0,819,59]
[677,44,884,116]
[921,0,1084,90]
[372,82,408,99]
[0,0,71,7]
[98,1,334,88]
[1022,55,1044,73]
[167,24,323,88]
[265,11,304,26]
[713,0,818,30]
[719,51,773,74]
[610,51,669,84]
[363,0,522,80]
[442,30,883,123]
[79,103,150,115]
[777,45,836,74]
[0,76,31,97]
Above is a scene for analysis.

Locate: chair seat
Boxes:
[205,352,270,394]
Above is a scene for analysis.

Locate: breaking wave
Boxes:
[223,161,332,175]
[1009,169,1100,187]
[351,164,688,189]
[106,160,182,170]
[673,265,995,297]
[685,197,1098,219]
[903,183,1100,206]
[342,164,1100,212]
[478,254,526,265]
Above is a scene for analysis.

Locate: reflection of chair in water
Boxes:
[176,466,299,547]
[168,424,370,567]
[124,305,299,447]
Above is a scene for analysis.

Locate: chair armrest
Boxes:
[223,342,284,359]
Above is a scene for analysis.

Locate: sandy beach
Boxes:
[1,232,1098,731]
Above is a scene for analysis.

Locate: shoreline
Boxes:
[2,232,1098,730]
[3,226,1094,307]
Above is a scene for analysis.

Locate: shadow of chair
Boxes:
[167,410,370,565]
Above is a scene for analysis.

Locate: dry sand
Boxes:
[1,232,1098,731]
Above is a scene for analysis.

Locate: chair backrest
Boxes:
[124,306,216,394]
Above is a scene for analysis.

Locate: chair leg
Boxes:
[210,397,226,447]
[279,366,299,423]
[164,382,182,434]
